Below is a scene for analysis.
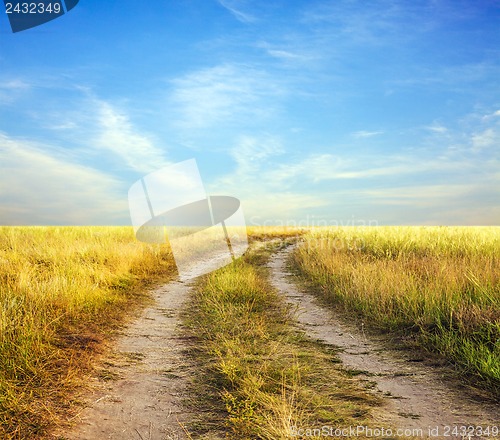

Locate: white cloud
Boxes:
[21,93,170,173]
[217,0,255,23]
[425,123,448,133]
[0,133,127,225]
[267,49,305,61]
[0,78,32,105]
[265,152,474,185]
[230,135,284,169]
[94,100,170,173]
[363,184,472,206]
[48,121,78,131]
[360,180,500,225]
[268,154,343,185]
[169,64,282,129]
[244,192,328,224]
[208,136,325,220]
[481,109,500,120]
[206,126,499,225]
[256,41,314,64]
[471,128,498,151]
[0,79,31,90]
[352,130,384,138]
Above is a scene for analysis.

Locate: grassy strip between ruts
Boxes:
[0,227,176,439]
[186,238,386,439]
[291,226,500,397]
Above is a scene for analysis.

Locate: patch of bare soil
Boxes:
[269,248,499,439]
[59,280,195,440]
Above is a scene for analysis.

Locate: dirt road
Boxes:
[268,247,499,438]
[59,244,498,440]
[62,281,194,440]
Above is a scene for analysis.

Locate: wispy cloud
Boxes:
[301,0,437,47]
[256,41,315,65]
[481,109,500,121]
[390,62,500,93]
[461,108,500,153]
[169,64,283,129]
[217,0,255,23]
[363,184,481,206]
[206,116,499,225]
[471,128,498,151]
[266,48,306,62]
[0,133,127,225]
[0,79,31,90]
[424,123,447,133]
[208,135,326,220]
[94,100,170,173]
[352,130,384,138]
[243,192,328,224]
[0,85,173,224]
[28,92,171,173]
[0,77,32,105]
[1,0,498,227]
[361,178,500,225]
[265,151,482,186]
[230,135,284,171]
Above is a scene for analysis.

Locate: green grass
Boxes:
[292,226,500,395]
[0,226,176,439]
[187,238,383,439]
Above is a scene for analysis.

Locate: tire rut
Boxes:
[62,280,194,440]
[268,247,499,439]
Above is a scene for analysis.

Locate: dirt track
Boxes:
[269,247,499,438]
[61,244,498,439]
[64,281,194,440]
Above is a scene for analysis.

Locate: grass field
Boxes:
[0,227,175,439]
[187,237,383,439]
[292,226,500,393]
[1,225,498,438]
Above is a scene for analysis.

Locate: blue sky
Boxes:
[0,0,499,226]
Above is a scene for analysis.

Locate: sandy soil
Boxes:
[55,243,498,440]
[269,247,499,439]
[61,280,194,440]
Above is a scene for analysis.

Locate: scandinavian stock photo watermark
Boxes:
[128,158,248,281]
[249,214,379,229]
[249,215,380,253]
[127,159,380,279]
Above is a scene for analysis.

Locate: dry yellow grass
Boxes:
[6,225,490,438]
[0,226,175,439]
[293,226,500,392]
[246,225,306,242]
[188,238,382,439]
